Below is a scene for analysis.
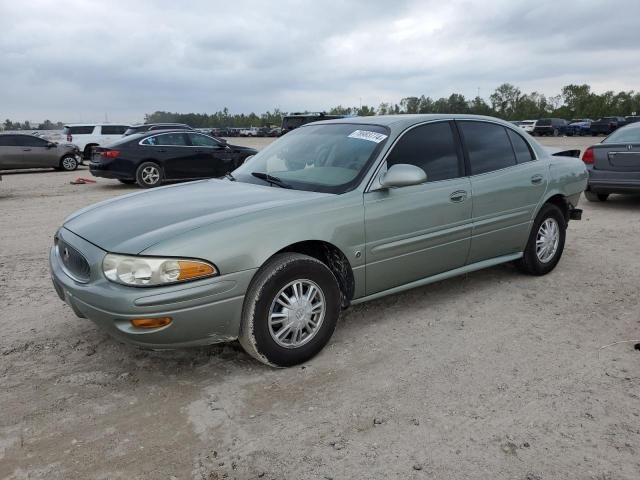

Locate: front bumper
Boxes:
[50,227,256,348]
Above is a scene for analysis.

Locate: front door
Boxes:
[456,121,547,264]
[364,121,472,295]
[186,133,234,178]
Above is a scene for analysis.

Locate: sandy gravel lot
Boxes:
[1,136,639,479]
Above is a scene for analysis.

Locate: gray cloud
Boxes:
[0,0,638,123]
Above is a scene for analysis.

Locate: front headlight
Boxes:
[102,254,217,286]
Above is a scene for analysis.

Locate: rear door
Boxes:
[18,135,60,167]
[186,132,234,177]
[364,121,472,294]
[458,121,547,263]
[140,132,193,179]
[0,135,22,168]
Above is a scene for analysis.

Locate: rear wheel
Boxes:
[553,128,559,137]
[516,203,566,275]
[239,253,341,367]
[135,162,162,188]
[584,191,609,202]
[59,155,78,171]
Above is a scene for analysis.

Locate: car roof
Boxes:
[310,114,521,133]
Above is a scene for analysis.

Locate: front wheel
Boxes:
[584,191,609,202]
[59,155,79,171]
[516,203,566,275]
[135,162,163,188]
[239,253,341,367]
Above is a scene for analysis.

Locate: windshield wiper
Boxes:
[251,172,292,189]
[224,172,236,181]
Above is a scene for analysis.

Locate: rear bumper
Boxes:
[49,228,256,349]
[587,168,640,194]
[89,162,132,180]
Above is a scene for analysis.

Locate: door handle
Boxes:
[531,174,544,184]
[449,190,467,202]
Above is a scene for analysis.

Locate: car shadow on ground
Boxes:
[586,194,640,210]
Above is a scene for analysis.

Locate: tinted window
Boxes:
[101,125,128,135]
[64,126,95,135]
[459,122,517,175]
[143,133,187,146]
[536,119,551,126]
[0,135,18,146]
[506,129,534,163]
[188,133,222,147]
[386,122,462,182]
[18,135,48,147]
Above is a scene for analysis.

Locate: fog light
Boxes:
[130,317,172,329]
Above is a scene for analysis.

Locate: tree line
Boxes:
[3,84,639,130]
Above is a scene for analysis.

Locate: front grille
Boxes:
[56,238,91,283]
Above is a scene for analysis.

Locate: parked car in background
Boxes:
[52,114,587,367]
[63,124,130,160]
[590,116,626,136]
[89,130,258,188]
[566,120,592,136]
[624,115,640,124]
[123,123,193,136]
[268,127,282,137]
[518,120,537,134]
[0,133,81,171]
[281,112,346,134]
[581,121,640,202]
[532,118,569,136]
[239,127,261,137]
[209,127,234,137]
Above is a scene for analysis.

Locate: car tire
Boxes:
[135,162,163,188]
[553,128,559,137]
[239,253,342,367]
[584,191,609,202]
[516,203,566,276]
[59,155,79,171]
[118,179,136,185]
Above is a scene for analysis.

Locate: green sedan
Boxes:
[50,115,588,367]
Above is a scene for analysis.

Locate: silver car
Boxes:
[0,133,81,171]
[50,115,588,367]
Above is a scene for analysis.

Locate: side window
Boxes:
[188,133,221,147]
[20,135,48,147]
[459,122,516,175]
[154,133,187,146]
[506,129,534,163]
[68,126,95,135]
[386,121,462,182]
[101,125,128,135]
[0,135,18,146]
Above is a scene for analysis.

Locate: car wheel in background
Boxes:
[118,179,136,185]
[584,191,609,202]
[59,155,79,171]
[553,128,559,137]
[135,162,163,188]
[239,253,341,367]
[516,203,566,276]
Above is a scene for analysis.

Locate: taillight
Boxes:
[101,149,120,159]
[582,146,594,164]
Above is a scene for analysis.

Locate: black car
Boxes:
[532,118,569,136]
[89,130,258,188]
[281,113,346,134]
[590,116,626,136]
[582,122,640,201]
[123,123,194,136]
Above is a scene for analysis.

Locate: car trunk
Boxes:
[593,143,640,172]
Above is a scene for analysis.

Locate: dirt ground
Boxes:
[1,136,639,480]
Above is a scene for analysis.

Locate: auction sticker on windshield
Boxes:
[348,130,388,143]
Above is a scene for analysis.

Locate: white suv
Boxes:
[63,124,130,160]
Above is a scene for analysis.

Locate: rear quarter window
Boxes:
[101,125,128,135]
[459,121,517,175]
[64,126,95,135]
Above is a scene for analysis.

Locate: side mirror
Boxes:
[378,164,427,189]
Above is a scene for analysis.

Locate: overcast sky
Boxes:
[1,0,638,123]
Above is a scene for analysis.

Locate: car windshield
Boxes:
[603,126,640,144]
[233,123,389,193]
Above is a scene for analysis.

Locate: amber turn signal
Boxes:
[130,317,173,329]
[177,260,216,281]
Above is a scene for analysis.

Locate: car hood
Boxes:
[63,179,328,254]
